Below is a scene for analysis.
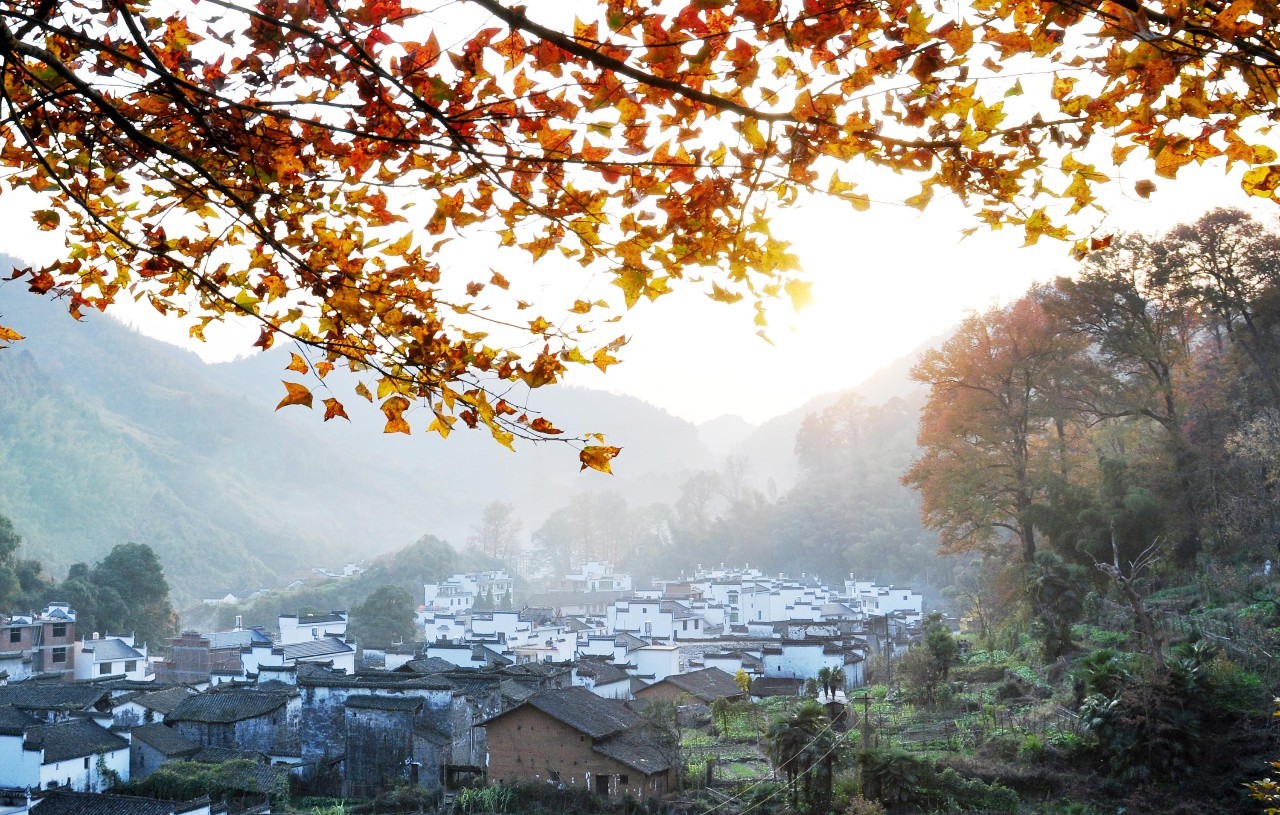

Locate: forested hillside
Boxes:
[0,265,722,604]
[524,379,945,594]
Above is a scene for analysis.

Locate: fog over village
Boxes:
[4,0,1280,813]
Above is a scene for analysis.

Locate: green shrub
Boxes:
[843,797,887,815]
[857,748,1017,812]
[857,748,931,806]
[965,649,1013,665]
[1207,655,1264,714]
[455,785,514,814]
[1018,733,1045,764]
[1073,648,1135,698]
[831,769,862,811]
[1070,623,1130,648]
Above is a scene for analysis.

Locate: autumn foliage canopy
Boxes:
[1,0,1278,469]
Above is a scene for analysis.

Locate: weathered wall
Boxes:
[484,707,664,799]
[343,707,413,798]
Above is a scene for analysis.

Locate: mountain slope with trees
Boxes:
[0,267,719,603]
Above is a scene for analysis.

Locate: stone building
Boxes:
[164,687,299,755]
[0,604,78,679]
[129,722,200,778]
[153,627,272,685]
[632,667,745,705]
[342,695,423,797]
[482,686,672,800]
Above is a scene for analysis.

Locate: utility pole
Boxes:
[882,614,893,689]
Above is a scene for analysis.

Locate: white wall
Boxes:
[630,647,680,682]
[608,600,674,641]
[39,745,129,792]
[763,644,844,680]
[72,636,149,682]
[0,734,41,788]
[279,614,347,645]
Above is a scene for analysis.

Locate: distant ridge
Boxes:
[728,338,939,489]
[0,277,718,603]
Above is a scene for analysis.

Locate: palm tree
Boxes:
[767,700,833,810]
[830,666,847,698]
[817,666,833,699]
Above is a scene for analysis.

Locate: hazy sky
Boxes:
[1,160,1270,426]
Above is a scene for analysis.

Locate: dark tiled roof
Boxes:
[475,645,513,666]
[294,612,346,625]
[575,660,629,685]
[592,724,672,774]
[0,703,38,735]
[297,662,454,691]
[25,719,129,763]
[130,723,200,756]
[79,638,144,663]
[192,746,267,763]
[398,657,458,674]
[281,638,352,660]
[750,677,804,697]
[499,661,566,679]
[499,679,538,705]
[614,633,647,650]
[345,694,424,712]
[30,791,210,815]
[0,683,110,712]
[133,686,198,714]
[95,679,176,693]
[512,687,638,739]
[166,690,288,724]
[204,629,272,650]
[645,668,743,703]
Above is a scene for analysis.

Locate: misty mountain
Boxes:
[695,414,757,458]
[727,340,936,491]
[0,280,717,604]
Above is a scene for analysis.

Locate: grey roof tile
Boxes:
[166,690,288,724]
[204,629,273,650]
[130,723,201,756]
[645,668,743,703]
[79,638,144,663]
[0,683,110,712]
[133,686,198,714]
[575,660,629,686]
[0,703,38,735]
[25,719,129,763]
[592,725,672,774]
[345,694,423,712]
[281,638,352,660]
[505,687,638,739]
[30,791,210,815]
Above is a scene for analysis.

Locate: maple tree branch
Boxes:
[466,0,794,123]
[1068,0,1280,68]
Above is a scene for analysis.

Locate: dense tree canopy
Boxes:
[41,542,178,644]
[0,512,48,610]
[2,0,1279,466]
[348,583,417,648]
[907,210,1280,660]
